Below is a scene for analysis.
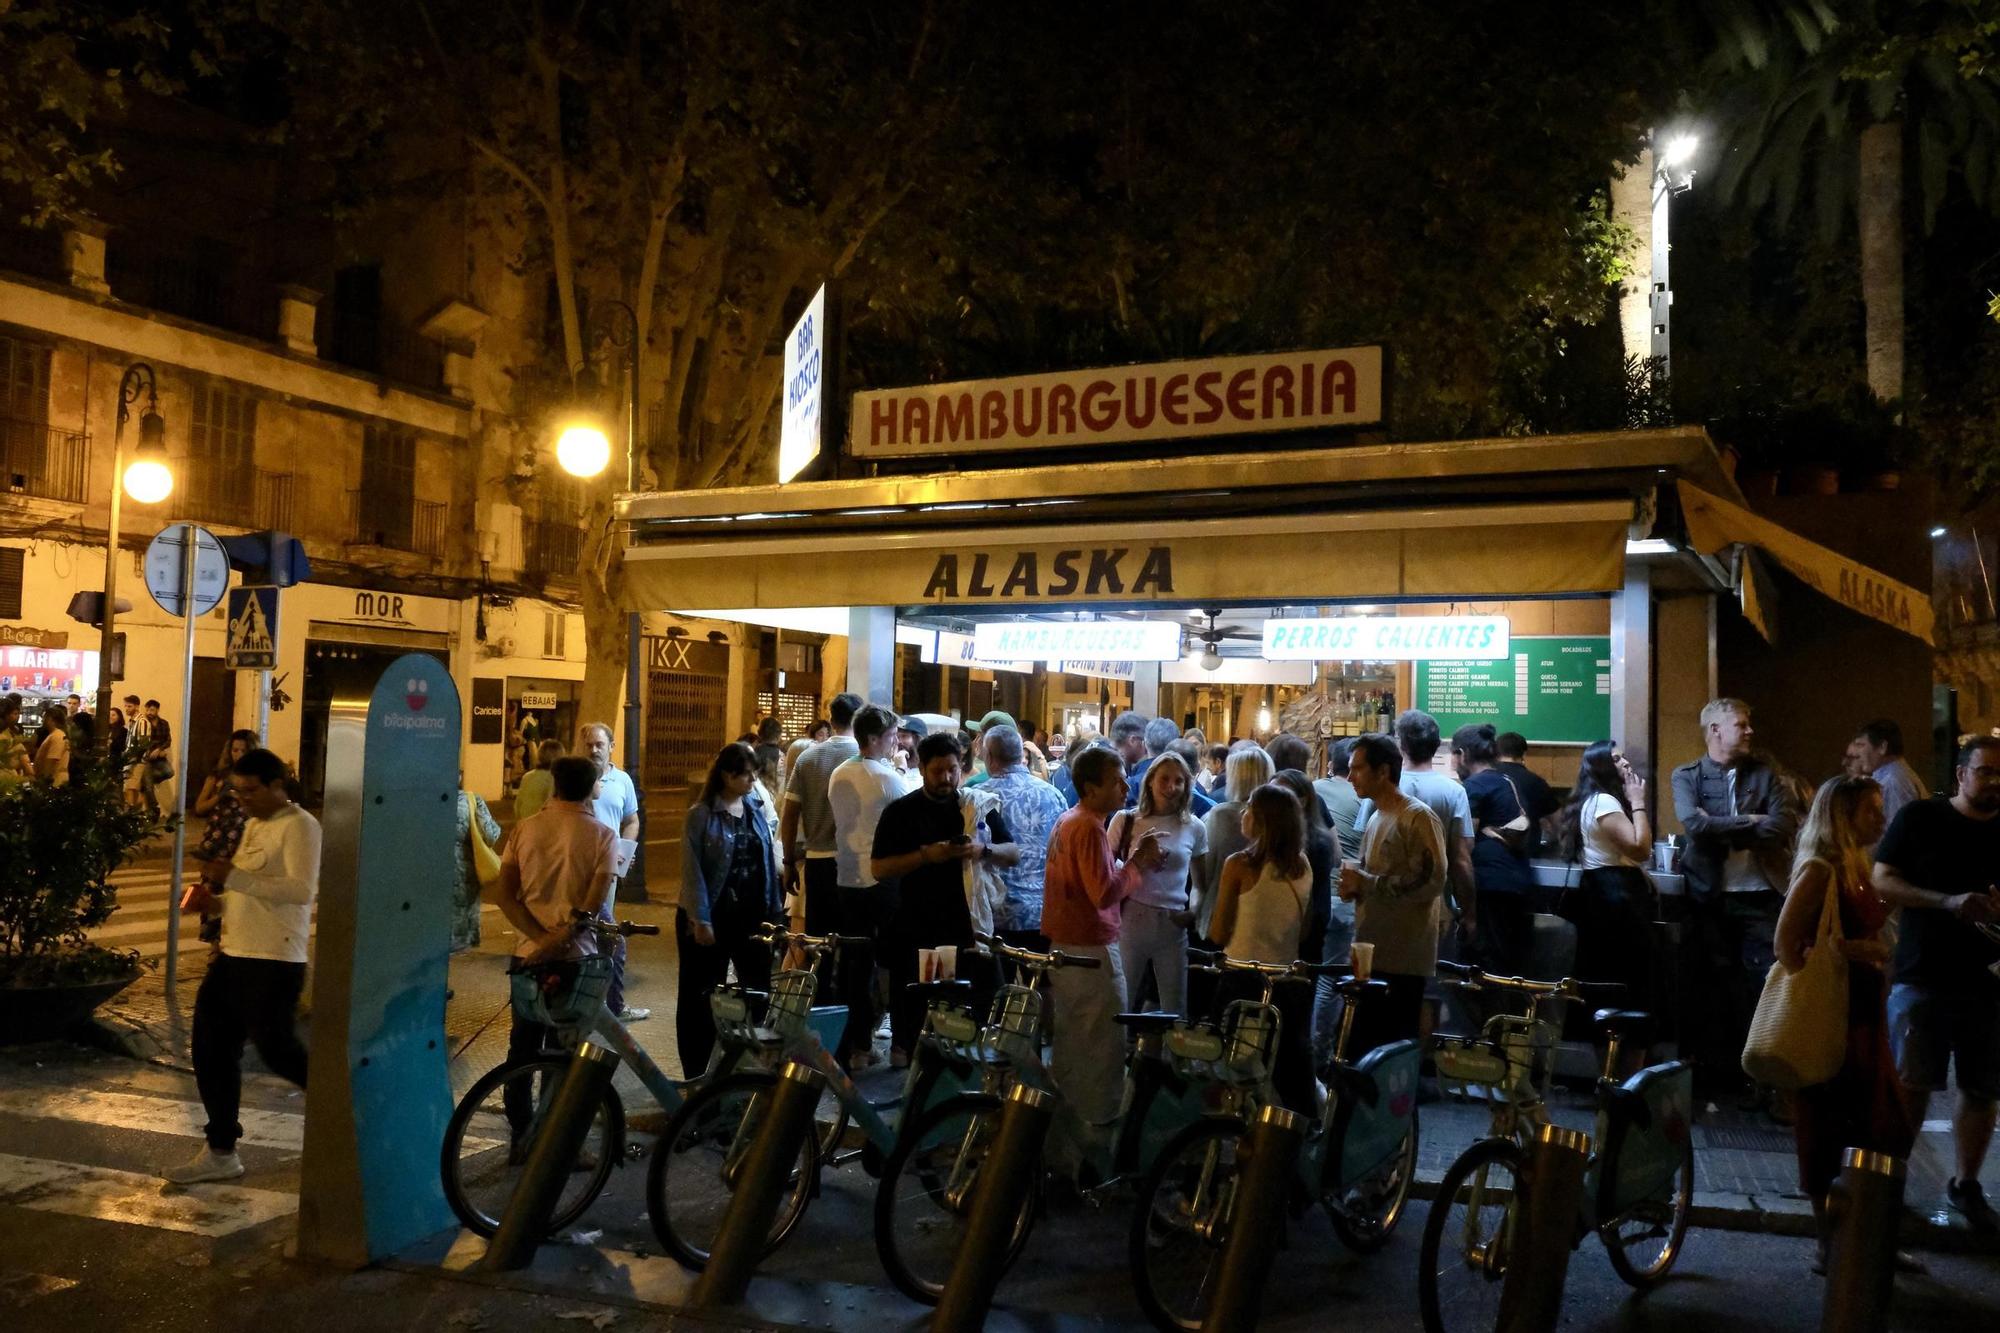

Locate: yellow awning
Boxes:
[1678,482,1933,644]
[621,499,1632,611]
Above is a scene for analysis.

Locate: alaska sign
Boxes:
[922,546,1174,600]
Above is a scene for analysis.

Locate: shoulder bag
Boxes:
[1741,865,1848,1089]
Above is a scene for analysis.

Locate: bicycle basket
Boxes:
[510,954,612,1028]
[765,969,817,1034]
[986,984,1043,1062]
[1221,1000,1279,1083]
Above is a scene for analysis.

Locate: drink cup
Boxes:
[1351,941,1376,981]
[917,948,937,983]
[936,945,957,981]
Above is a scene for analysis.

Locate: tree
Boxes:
[1702,0,2000,404]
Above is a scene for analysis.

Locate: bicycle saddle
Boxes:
[1335,977,1390,999]
[1593,1008,1651,1042]
[1115,1011,1181,1034]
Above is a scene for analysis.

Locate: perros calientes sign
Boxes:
[1261,615,1511,661]
[974,619,1183,663]
[852,345,1383,459]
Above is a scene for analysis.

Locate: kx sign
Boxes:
[779,284,827,484]
[973,620,1182,663]
[1261,615,1511,661]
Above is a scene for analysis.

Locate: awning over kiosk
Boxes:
[621,499,1630,610]
[1678,482,1934,644]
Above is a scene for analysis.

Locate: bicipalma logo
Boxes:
[406,677,429,710]
[385,676,448,732]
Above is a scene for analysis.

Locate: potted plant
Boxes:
[0,765,156,1044]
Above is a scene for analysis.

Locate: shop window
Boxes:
[543,610,568,658]
[0,546,21,618]
[756,690,821,741]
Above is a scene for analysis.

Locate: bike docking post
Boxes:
[693,1060,829,1308]
[1496,1123,1593,1333]
[931,1083,1056,1333]
[1198,1104,1309,1333]
[1820,1148,1907,1333]
[482,1040,622,1272]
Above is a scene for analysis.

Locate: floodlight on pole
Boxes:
[1660,134,1699,168]
[556,421,613,478]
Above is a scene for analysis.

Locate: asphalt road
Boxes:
[5,1037,1994,1333]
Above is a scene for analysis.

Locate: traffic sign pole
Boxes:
[164,524,200,997]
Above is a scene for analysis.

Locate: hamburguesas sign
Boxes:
[850,345,1384,459]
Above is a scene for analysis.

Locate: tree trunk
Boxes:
[1608,147,1653,366]
[577,494,633,744]
[1858,119,1905,406]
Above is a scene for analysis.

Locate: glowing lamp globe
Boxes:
[123,457,174,504]
[556,424,613,478]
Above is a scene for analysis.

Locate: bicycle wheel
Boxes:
[1128,1115,1248,1333]
[1327,1103,1418,1254]
[440,1056,624,1237]
[873,1092,1031,1305]
[647,1069,819,1270]
[1417,1136,1523,1333]
[1600,1130,1694,1288]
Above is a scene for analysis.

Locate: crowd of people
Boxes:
[624,694,1997,1245]
[0,690,176,810]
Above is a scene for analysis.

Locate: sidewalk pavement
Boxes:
[73,872,2000,1252]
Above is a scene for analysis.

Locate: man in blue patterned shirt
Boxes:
[978,724,1069,950]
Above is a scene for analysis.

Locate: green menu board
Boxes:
[1412,636,1611,745]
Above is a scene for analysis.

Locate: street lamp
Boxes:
[94,364,173,747]
[555,301,649,899]
[1651,129,1699,382]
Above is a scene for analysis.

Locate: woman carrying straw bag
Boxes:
[1764,776,1915,1272]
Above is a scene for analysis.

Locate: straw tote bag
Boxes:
[1741,866,1848,1089]
[466,793,503,888]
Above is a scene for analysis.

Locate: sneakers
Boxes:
[618,1007,652,1023]
[1947,1177,2000,1234]
[161,1147,245,1185]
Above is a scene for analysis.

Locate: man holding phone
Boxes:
[1874,734,2000,1232]
[870,732,1018,1066]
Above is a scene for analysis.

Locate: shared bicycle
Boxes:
[1417,960,1696,1333]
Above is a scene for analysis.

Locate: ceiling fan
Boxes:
[1190,608,1255,671]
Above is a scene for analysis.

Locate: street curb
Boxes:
[378,1255,800,1332]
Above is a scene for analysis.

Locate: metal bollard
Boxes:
[692,1061,828,1308]
[1496,1123,1593,1333]
[1198,1104,1309,1333]
[1820,1148,1907,1333]
[931,1084,1057,1333]
[482,1039,622,1272]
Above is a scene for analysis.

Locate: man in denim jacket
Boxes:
[1670,698,1800,1100]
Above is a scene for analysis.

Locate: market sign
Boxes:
[1261,615,1510,662]
[974,619,1182,662]
[850,344,1384,461]
[778,284,827,484]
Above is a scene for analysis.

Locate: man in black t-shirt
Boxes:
[871,731,1017,1065]
[1874,734,2000,1233]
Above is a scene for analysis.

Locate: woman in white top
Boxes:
[1210,782,1315,1113]
[1111,752,1209,1017]
[1558,740,1655,1017]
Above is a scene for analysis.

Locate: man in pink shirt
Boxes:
[1042,744,1165,1167]
[493,757,617,1150]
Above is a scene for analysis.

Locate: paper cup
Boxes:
[917,948,937,983]
[1351,941,1376,981]
[936,945,957,981]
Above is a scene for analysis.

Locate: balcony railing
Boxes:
[184,466,297,531]
[523,514,585,579]
[0,416,88,503]
[348,487,446,558]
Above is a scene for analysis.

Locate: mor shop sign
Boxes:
[851,345,1384,459]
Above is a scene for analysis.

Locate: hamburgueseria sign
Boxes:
[849,345,1383,460]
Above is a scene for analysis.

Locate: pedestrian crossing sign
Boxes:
[226,586,279,669]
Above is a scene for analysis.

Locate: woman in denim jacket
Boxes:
[676,741,784,1075]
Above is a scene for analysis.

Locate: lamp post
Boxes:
[558,300,648,899]
[1650,132,1698,384]
[94,364,173,750]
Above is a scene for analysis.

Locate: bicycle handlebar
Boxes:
[971,932,1102,971]
[1436,959,1622,1001]
[751,925,871,953]
[566,911,661,938]
[1188,948,1342,979]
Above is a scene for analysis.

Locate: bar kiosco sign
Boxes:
[849,345,1383,459]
